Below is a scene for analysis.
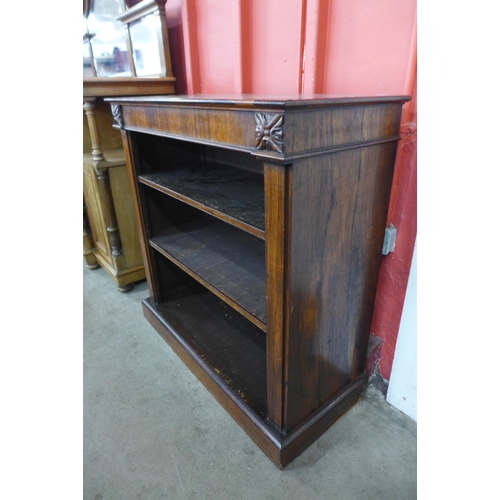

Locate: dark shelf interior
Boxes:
[134,133,265,237]
[134,132,270,419]
[145,258,268,419]
[149,216,266,328]
[139,164,265,237]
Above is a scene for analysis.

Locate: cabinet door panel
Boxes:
[83,168,112,264]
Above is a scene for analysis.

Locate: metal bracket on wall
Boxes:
[382,224,397,255]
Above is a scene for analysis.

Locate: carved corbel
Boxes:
[111,104,124,129]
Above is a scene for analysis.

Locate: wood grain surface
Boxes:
[149,217,266,329]
[284,142,397,431]
[113,94,409,467]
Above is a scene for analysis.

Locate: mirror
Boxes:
[83,0,131,77]
[129,13,163,76]
[83,0,173,79]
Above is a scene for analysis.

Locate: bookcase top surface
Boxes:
[105,93,411,109]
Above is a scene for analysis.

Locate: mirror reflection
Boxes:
[129,13,163,77]
[83,0,169,78]
[83,0,131,77]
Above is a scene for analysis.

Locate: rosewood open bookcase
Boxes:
[106,94,410,468]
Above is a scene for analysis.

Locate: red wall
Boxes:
[164,0,417,382]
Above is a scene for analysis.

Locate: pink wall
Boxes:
[323,0,416,95]
[248,0,304,93]
[164,0,417,382]
[372,76,417,380]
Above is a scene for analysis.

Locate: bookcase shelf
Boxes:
[108,94,410,468]
[149,217,266,329]
[143,273,268,419]
[138,164,265,239]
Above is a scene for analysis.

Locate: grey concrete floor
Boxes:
[83,264,417,500]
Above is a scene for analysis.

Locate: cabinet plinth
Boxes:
[107,94,410,467]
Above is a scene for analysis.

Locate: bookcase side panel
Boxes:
[283,142,397,432]
[284,103,403,157]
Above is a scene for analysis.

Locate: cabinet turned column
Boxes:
[94,164,124,260]
[83,200,98,269]
[85,100,125,261]
[83,100,105,162]
[83,97,145,292]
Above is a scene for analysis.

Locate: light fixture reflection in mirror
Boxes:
[86,0,131,77]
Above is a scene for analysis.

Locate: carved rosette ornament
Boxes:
[255,113,284,154]
[111,104,124,129]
